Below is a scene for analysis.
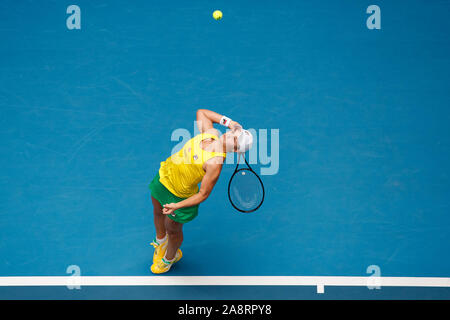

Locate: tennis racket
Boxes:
[227,154,265,213]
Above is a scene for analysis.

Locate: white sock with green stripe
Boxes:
[156,234,167,244]
[162,254,175,264]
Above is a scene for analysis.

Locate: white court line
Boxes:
[0,276,449,287]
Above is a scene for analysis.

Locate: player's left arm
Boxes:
[163,162,223,215]
[196,109,241,133]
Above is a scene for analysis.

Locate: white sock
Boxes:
[156,234,167,244]
[163,254,175,263]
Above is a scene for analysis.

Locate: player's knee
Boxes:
[165,218,182,236]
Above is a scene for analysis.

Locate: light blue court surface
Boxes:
[1,1,450,299]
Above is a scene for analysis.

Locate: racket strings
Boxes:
[229,169,264,212]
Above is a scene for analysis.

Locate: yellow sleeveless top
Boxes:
[159,133,226,198]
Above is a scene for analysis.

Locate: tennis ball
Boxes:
[213,10,223,20]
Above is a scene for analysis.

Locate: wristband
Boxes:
[220,116,232,128]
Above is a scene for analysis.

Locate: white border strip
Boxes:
[0,276,449,287]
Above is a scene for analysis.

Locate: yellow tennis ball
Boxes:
[213,10,223,20]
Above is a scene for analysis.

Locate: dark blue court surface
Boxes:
[1,1,449,299]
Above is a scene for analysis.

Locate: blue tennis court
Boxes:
[0,0,449,299]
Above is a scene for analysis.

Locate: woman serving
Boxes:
[148,109,253,274]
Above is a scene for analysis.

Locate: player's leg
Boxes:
[151,196,166,239]
[150,196,169,266]
[164,216,183,260]
[150,216,183,274]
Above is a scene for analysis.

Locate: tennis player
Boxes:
[148,109,253,274]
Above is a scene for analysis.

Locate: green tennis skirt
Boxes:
[149,172,199,224]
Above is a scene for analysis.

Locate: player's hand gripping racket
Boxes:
[228,153,265,213]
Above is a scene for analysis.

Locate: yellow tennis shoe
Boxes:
[150,237,168,264]
[150,249,182,274]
